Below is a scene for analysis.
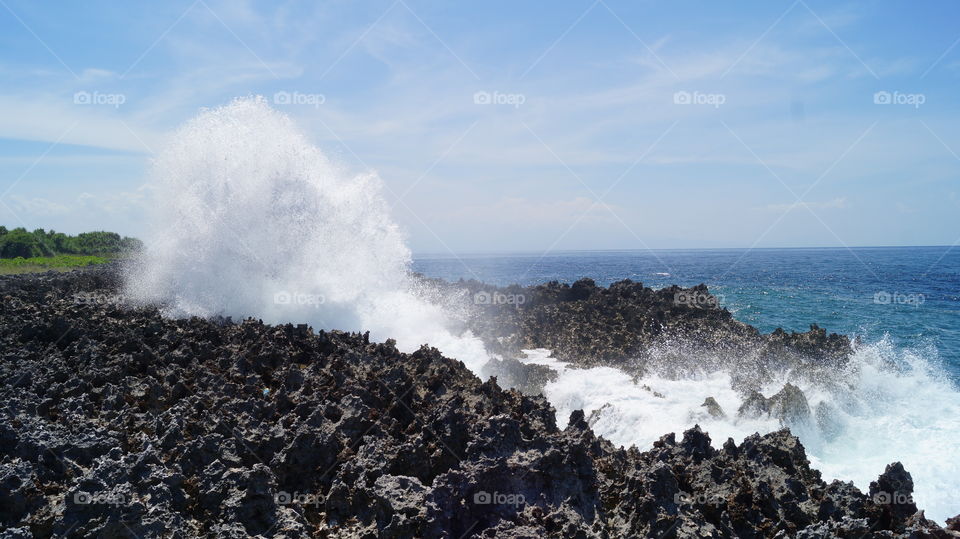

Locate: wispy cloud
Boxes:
[6,195,69,216]
[0,0,957,247]
[764,197,848,212]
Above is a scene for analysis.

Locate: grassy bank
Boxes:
[0,255,110,275]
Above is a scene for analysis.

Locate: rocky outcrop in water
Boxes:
[454,278,852,386]
[2,266,956,537]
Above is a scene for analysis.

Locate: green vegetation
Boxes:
[0,226,141,273]
[0,255,109,274]
[0,226,141,258]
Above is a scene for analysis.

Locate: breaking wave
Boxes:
[125,97,959,523]
[526,338,960,522]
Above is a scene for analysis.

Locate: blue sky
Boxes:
[1,0,959,252]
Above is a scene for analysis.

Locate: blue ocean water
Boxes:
[413,246,960,372]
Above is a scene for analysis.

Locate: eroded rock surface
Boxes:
[452,278,852,382]
[1,266,955,537]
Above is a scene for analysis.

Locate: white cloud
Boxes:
[448,196,621,227]
[0,2,951,248]
[764,197,848,212]
[3,187,151,223]
[77,187,151,214]
[6,195,69,216]
[0,94,163,154]
[78,68,118,82]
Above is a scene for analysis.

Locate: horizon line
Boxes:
[412,244,956,257]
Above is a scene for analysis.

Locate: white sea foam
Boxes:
[526,340,960,523]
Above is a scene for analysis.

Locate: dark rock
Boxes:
[481,357,559,396]
[0,265,953,537]
[767,383,813,425]
[867,462,920,532]
[701,397,725,419]
[738,390,770,419]
[434,277,854,378]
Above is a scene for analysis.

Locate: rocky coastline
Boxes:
[2,266,958,537]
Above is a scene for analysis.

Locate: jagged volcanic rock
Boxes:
[1,266,956,537]
[449,277,854,390]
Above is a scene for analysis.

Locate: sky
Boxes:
[1,0,959,253]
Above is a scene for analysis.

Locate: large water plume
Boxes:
[127,97,958,522]
[124,97,489,371]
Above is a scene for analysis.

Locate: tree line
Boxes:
[0,227,142,258]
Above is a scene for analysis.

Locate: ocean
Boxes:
[413,246,960,367]
[413,246,960,522]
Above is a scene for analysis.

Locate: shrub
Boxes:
[0,230,48,258]
[0,227,141,258]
